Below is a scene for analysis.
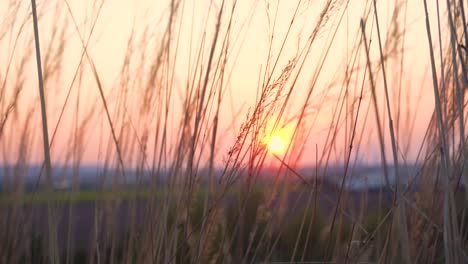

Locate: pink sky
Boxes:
[0,0,446,168]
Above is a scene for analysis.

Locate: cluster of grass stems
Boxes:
[1,0,468,263]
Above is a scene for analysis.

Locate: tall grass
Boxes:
[30,0,59,263]
[0,0,468,263]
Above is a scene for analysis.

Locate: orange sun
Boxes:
[266,131,291,155]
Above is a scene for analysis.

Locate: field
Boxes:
[1,181,398,262]
[1,0,468,263]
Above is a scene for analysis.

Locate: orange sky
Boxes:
[0,0,448,167]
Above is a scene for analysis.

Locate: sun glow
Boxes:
[265,128,293,155]
[267,134,286,155]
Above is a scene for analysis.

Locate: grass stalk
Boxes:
[360,18,397,261]
[30,0,59,263]
[445,0,468,202]
[371,0,411,262]
[423,0,461,262]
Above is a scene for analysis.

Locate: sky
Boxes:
[0,0,452,168]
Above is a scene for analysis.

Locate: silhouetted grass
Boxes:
[1,0,468,263]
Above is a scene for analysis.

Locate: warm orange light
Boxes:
[267,133,289,155]
[267,134,286,155]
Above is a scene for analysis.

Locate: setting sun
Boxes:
[267,134,287,155]
[265,126,294,155]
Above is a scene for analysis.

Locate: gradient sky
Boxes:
[0,0,448,168]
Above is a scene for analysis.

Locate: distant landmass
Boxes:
[0,163,447,192]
